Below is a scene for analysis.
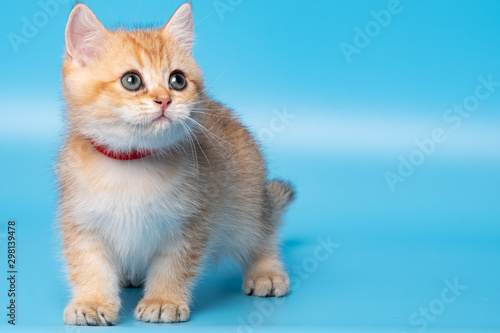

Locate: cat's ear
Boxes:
[65,3,106,66]
[162,2,194,51]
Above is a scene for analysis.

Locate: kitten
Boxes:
[59,2,294,326]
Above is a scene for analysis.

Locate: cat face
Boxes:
[62,3,204,151]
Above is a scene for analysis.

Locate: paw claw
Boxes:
[244,271,289,297]
[134,298,190,323]
[64,300,119,326]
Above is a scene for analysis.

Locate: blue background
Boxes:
[1,0,499,332]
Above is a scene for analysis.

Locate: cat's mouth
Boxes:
[154,114,168,121]
[148,113,172,132]
[152,113,170,124]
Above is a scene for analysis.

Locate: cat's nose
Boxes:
[154,96,171,112]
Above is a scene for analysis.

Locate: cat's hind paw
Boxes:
[243,270,290,297]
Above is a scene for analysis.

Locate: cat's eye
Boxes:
[169,72,186,91]
[121,72,143,91]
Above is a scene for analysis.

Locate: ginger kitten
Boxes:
[59,2,294,326]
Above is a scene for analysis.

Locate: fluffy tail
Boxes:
[266,179,296,227]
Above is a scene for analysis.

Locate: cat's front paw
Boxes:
[134,298,190,323]
[243,270,290,297]
[64,299,119,326]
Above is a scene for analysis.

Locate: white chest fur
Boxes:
[69,154,192,284]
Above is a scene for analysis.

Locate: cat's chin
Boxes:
[153,114,169,123]
[142,120,191,151]
[81,120,187,153]
[150,115,170,131]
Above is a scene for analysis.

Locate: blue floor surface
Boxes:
[1,141,499,332]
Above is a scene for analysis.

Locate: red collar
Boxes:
[89,139,157,160]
